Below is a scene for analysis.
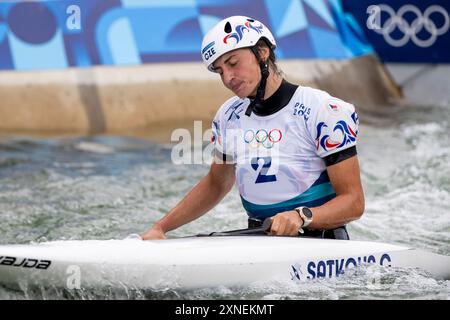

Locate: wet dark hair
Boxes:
[254,39,283,77]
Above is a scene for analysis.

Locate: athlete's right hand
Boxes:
[141,224,166,240]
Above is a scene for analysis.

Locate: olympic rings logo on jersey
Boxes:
[244,129,282,149]
[366,4,449,47]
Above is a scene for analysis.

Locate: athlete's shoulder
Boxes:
[296,86,355,115]
[295,86,331,108]
[300,88,359,158]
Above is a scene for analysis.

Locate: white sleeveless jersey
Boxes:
[211,86,359,220]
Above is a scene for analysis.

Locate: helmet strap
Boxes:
[246,47,270,117]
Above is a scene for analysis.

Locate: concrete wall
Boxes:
[385,64,450,108]
[0,54,401,135]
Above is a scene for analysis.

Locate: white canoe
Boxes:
[0,236,449,290]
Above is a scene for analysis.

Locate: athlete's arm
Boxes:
[141,161,235,240]
[269,155,364,236]
[308,155,364,229]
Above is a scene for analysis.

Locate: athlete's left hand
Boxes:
[269,210,303,236]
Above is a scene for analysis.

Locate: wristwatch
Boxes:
[295,206,313,229]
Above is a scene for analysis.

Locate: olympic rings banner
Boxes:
[342,0,450,63]
[0,0,373,71]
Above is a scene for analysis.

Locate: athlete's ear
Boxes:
[257,46,270,63]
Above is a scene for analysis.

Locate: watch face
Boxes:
[302,207,313,219]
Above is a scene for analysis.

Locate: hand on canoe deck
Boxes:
[141,223,166,240]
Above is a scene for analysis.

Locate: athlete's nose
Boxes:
[221,68,235,88]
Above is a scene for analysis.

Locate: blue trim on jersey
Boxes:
[311,170,331,187]
[241,171,336,220]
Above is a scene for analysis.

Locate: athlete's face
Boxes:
[212,48,261,99]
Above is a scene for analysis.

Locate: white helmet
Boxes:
[201,16,276,72]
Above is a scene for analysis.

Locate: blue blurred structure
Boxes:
[0,0,373,70]
[342,0,450,63]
